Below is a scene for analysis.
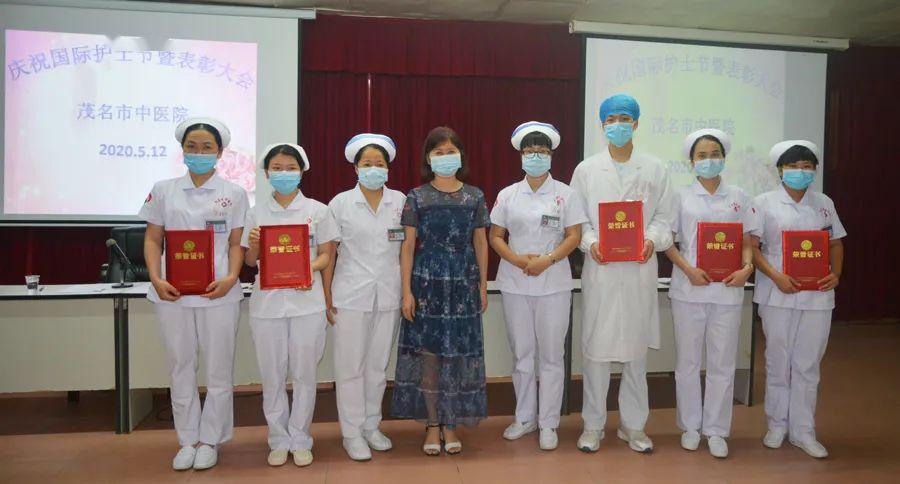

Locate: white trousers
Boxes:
[581,357,649,431]
[250,311,327,451]
[155,302,240,447]
[671,300,742,437]
[501,291,570,429]
[760,305,831,442]
[332,300,400,439]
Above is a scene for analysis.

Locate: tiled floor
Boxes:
[1,323,898,483]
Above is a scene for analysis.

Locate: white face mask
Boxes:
[357,166,388,189]
[430,153,461,177]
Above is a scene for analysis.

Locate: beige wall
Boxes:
[0,289,752,393]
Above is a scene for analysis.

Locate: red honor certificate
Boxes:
[782,230,830,291]
[598,200,644,262]
[259,224,312,290]
[165,229,214,295]
[696,222,743,282]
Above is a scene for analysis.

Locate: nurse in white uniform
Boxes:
[751,140,845,459]
[323,134,405,462]
[139,117,249,471]
[242,143,339,467]
[570,94,674,454]
[665,129,756,458]
[489,122,587,451]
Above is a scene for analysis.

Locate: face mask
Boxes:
[183,153,217,175]
[268,171,301,195]
[781,168,816,190]
[358,166,388,190]
[604,122,634,148]
[430,153,462,177]
[694,158,725,179]
[521,153,551,177]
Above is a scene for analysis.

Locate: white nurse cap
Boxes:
[682,128,731,159]
[259,143,310,171]
[769,140,821,165]
[344,133,397,163]
[174,116,231,148]
[511,121,560,150]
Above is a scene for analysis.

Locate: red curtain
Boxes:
[825,46,900,321]
[301,74,583,210]
[1,14,897,323]
[298,15,583,279]
[301,15,580,80]
[0,227,108,284]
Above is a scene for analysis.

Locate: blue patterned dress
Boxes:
[390,183,490,427]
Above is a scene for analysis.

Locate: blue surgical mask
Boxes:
[183,153,217,175]
[522,153,551,177]
[430,153,462,177]
[358,166,389,190]
[604,122,634,148]
[268,171,301,195]
[781,168,816,190]
[694,158,725,179]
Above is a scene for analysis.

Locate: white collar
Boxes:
[267,191,305,211]
[691,178,729,197]
[776,184,810,205]
[352,184,395,205]
[517,174,554,195]
[177,172,222,191]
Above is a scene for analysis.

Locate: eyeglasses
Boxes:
[522,148,551,156]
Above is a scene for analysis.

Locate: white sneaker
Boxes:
[539,428,558,451]
[267,449,289,466]
[192,444,217,470]
[503,421,538,440]
[172,446,196,471]
[577,429,604,452]
[363,429,393,451]
[681,430,700,451]
[790,438,828,459]
[293,449,314,467]
[763,428,786,449]
[343,438,373,461]
[708,436,729,458]
[617,427,654,453]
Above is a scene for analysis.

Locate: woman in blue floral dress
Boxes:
[391,126,490,456]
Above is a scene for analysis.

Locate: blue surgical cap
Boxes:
[599,93,640,121]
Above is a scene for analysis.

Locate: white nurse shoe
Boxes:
[172,445,196,471]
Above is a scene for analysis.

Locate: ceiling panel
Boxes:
[150,0,900,45]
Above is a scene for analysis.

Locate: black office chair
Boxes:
[102,226,151,283]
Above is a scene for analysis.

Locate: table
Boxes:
[0,280,755,434]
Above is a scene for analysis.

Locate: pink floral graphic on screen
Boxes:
[4,29,258,216]
[174,149,256,193]
[217,149,257,192]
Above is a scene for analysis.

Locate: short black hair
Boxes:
[519,132,553,151]
[689,135,726,160]
[354,143,390,165]
[263,144,305,171]
[776,145,819,168]
[181,124,223,149]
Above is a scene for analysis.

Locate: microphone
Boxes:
[106,238,135,288]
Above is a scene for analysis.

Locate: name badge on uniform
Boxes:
[388,228,406,242]
[205,219,227,234]
[309,234,316,247]
[541,215,561,229]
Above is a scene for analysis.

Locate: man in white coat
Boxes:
[570,93,673,453]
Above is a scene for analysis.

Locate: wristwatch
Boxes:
[547,252,560,264]
[743,261,755,271]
